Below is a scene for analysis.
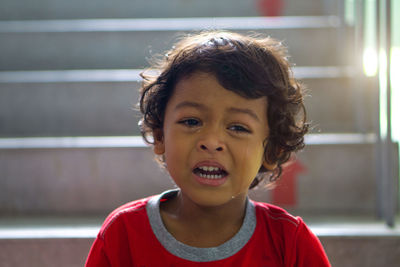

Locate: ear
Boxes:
[262,140,278,171]
[153,129,165,155]
[262,159,278,171]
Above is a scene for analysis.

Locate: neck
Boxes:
[160,190,248,247]
[179,191,247,222]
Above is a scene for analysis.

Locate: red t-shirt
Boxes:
[86,191,330,266]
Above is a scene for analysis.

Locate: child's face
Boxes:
[154,72,270,207]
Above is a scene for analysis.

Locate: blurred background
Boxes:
[0,0,399,266]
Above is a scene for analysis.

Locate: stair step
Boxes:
[0,69,142,83]
[0,16,340,33]
[0,226,98,239]
[0,218,399,267]
[1,235,398,267]
[0,67,373,137]
[0,139,378,215]
[0,136,147,149]
[0,133,377,149]
[0,0,336,20]
[1,217,399,239]
[0,16,347,70]
[0,66,352,83]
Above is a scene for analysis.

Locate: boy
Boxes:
[86,31,331,266]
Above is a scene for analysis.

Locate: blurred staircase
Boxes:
[0,0,398,266]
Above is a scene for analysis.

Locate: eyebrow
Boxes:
[174,101,206,111]
[227,107,260,122]
[174,101,260,122]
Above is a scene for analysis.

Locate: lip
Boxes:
[193,160,227,171]
[192,160,228,187]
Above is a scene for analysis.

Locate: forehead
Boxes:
[169,72,268,116]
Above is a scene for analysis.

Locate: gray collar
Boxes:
[146,189,256,262]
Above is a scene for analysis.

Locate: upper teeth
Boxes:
[198,166,221,172]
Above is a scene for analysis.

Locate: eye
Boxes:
[228,124,251,133]
[178,118,201,127]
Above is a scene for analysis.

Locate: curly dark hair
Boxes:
[139,31,308,189]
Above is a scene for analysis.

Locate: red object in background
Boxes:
[271,159,306,207]
[257,0,284,16]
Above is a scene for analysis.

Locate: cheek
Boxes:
[163,134,191,169]
[247,149,265,176]
[234,141,265,178]
[163,142,179,165]
[236,138,264,163]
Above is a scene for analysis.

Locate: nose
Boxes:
[197,130,225,153]
[199,144,224,152]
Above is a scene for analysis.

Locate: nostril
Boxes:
[199,144,223,152]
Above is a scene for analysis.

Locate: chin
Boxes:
[189,191,244,207]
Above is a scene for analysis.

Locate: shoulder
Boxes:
[252,200,302,229]
[98,196,153,240]
[251,201,331,266]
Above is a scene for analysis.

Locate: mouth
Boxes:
[192,163,229,186]
[193,166,228,179]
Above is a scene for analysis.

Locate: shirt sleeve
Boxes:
[85,236,111,267]
[290,219,331,267]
